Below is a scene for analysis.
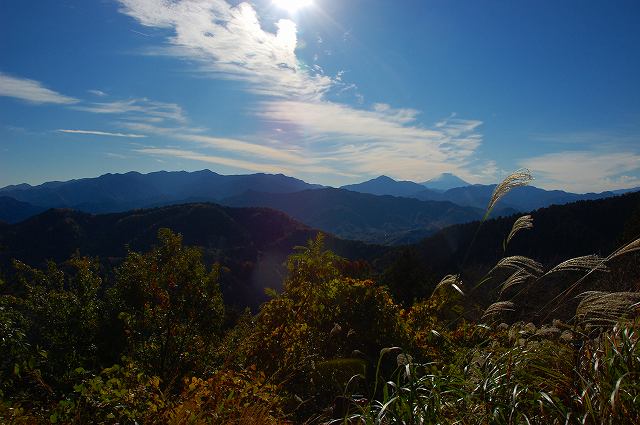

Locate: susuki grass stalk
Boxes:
[503,214,533,250]
[541,235,640,321]
[459,169,533,273]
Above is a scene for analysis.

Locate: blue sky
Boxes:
[1,0,639,192]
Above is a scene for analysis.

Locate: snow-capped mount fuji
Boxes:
[420,173,470,192]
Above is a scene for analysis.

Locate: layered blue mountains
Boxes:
[0,170,637,245]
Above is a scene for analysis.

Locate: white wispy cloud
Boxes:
[118,0,332,99]
[520,150,640,192]
[121,120,339,174]
[371,103,421,124]
[74,98,187,123]
[0,72,79,104]
[134,147,289,174]
[88,89,108,97]
[57,129,147,138]
[120,99,488,182]
[0,73,185,138]
[258,100,485,181]
[105,152,129,159]
[176,133,309,165]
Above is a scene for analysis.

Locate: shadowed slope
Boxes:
[0,203,385,309]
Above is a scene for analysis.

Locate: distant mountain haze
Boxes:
[2,191,638,312]
[409,190,640,272]
[340,174,634,213]
[0,170,636,240]
[222,188,483,244]
[340,175,430,197]
[340,173,471,196]
[0,170,321,215]
[0,196,47,223]
[412,184,625,212]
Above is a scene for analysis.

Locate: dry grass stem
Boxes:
[490,255,543,276]
[575,290,608,300]
[607,237,640,261]
[505,215,533,247]
[485,169,533,218]
[542,237,640,320]
[482,301,516,320]
[431,274,463,297]
[576,291,640,328]
[499,269,533,296]
[544,255,609,276]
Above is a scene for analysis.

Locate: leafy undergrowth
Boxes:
[335,321,640,424]
[1,170,639,423]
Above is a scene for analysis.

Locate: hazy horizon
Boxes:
[2,167,639,195]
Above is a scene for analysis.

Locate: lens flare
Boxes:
[273,0,313,13]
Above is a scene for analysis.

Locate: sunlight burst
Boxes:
[273,0,313,13]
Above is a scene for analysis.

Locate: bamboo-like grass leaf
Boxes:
[485,169,533,219]
[504,215,533,249]
[610,373,630,410]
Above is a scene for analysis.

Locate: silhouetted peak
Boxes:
[372,175,396,182]
[0,183,32,192]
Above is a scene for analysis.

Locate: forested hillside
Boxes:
[0,196,46,224]
[0,203,384,308]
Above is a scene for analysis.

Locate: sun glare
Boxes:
[273,0,313,13]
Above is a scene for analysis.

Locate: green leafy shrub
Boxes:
[113,228,225,388]
[0,257,106,404]
[51,360,166,424]
[240,234,410,419]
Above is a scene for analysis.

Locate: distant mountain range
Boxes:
[340,173,470,195]
[0,170,637,245]
[406,190,640,274]
[413,184,640,212]
[0,170,321,215]
[340,174,638,213]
